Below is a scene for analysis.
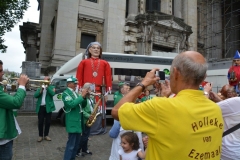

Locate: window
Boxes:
[86,0,97,3]
[113,68,148,93]
[80,33,96,49]
[146,0,161,12]
[152,44,173,52]
[51,78,67,94]
[114,68,150,77]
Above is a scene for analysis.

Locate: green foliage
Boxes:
[3,69,18,79]
[10,72,16,77]
[0,0,29,53]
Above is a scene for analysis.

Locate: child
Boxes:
[109,121,145,160]
[118,132,146,160]
[140,89,152,102]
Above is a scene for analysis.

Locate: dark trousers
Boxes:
[0,140,13,160]
[38,105,52,137]
[78,125,91,153]
[64,133,81,160]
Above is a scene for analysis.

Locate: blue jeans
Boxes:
[64,133,81,160]
[78,125,91,152]
[0,140,13,160]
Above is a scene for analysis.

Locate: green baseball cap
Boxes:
[67,76,78,83]
[118,82,129,87]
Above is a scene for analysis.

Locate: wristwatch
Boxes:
[204,91,209,95]
[136,82,146,92]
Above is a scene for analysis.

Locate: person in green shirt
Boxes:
[62,76,88,160]
[113,82,129,105]
[76,83,95,157]
[141,89,153,102]
[0,60,29,160]
[34,76,56,142]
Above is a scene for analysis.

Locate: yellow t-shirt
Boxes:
[119,89,224,160]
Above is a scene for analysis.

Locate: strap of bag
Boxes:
[223,123,240,137]
[62,91,72,113]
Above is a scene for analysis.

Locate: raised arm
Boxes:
[46,85,56,97]
[111,68,160,120]
[0,74,29,109]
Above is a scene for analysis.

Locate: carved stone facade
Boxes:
[76,16,104,54]
[19,22,40,61]
[22,0,200,75]
[20,0,239,76]
[125,12,192,55]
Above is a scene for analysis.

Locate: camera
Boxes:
[156,71,165,83]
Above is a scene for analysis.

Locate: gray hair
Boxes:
[171,53,208,86]
[119,82,129,91]
[85,42,101,58]
[82,82,92,90]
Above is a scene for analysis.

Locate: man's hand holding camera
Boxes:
[159,80,172,97]
[141,68,160,87]
[142,68,172,97]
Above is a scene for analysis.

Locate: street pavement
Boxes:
[13,115,113,160]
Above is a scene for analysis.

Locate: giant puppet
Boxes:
[228,50,240,92]
[76,42,112,135]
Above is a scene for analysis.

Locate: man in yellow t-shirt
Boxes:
[111,51,224,160]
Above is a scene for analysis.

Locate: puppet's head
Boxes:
[233,50,240,66]
[85,42,102,59]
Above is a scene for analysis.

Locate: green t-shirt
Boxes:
[113,91,123,106]
[141,96,153,102]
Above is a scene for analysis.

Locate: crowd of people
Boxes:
[1,45,240,160]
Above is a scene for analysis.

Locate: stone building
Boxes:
[20,0,240,75]
[19,22,40,62]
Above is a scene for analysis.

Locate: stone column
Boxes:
[103,0,126,53]
[52,0,79,66]
[174,0,182,18]
[39,0,57,67]
[211,2,222,59]
[128,0,138,15]
[126,0,138,22]
[182,0,197,51]
[161,0,172,15]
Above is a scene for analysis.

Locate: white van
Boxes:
[205,69,229,92]
[51,52,175,125]
[205,60,232,93]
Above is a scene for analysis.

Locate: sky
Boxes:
[1,0,39,73]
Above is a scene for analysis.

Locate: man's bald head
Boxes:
[181,51,206,64]
[171,51,208,86]
[220,84,232,99]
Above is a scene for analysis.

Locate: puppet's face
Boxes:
[234,59,240,66]
[89,44,101,58]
